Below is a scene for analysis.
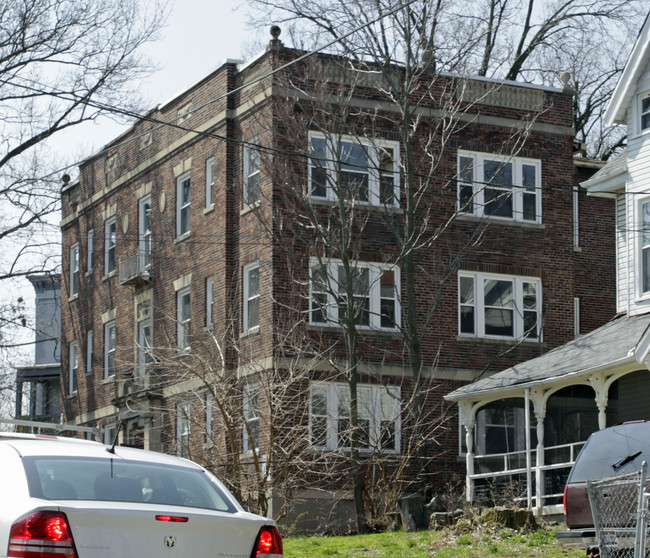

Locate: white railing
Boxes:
[469,440,586,509]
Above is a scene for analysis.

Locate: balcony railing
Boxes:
[119,253,152,285]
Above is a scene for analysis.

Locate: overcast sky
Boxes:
[68,0,253,158]
[8,0,257,369]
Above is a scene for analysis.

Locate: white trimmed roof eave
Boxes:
[604,13,650,128]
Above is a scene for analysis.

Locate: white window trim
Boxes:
[177,286,191,349]
[87,230,94,272]
[104,218,117,276]
[458,271,542,341]
[205,157,215,208]
[138,195,152,270]
[243,262,260,332]
[136,302,153,377]
[309,258,401,331]
[86,330,93,375]
[205,392,214,443]
[638,91,650,136]
[637,197,650,300]
[69,341,78,394]
[104,320,116,379]
[243,382,260,453]
[457,150,542,224]
[309,382,401,453]
[206,277,214,328]
[176,402,191,457]
[243,140,261,206]
[308,131,400,208]
[176,172,191,238]
[69,243,80,297]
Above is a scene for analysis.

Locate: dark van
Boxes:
[558,421,650,555]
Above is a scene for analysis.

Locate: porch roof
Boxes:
[445,313,650,402]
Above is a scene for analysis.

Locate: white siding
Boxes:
[622,64,650,315]
[616,193,628,313]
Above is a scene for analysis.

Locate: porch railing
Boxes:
[469,440,586,509]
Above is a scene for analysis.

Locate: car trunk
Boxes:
[59,501,266,558]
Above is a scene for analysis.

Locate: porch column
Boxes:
[530,388,547,511]
[535,409,546,510]
[589,374,609,430]
[459,401,475,503]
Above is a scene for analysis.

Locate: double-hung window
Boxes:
[243,263,259,331]
[177,172,191,237]
[459,271,541,340]
[641,200,650,295]
[104,218,116,276]
[69,342,78,394]
[104,320,116,378]
[176,402,191,457]
[206,157,215,207]
[136,302,153,377]
[310,382,400,452]
[138,195,152,269]
[641,94,650,132]
[457,151,541,223]
[309,132,400,207]
[177,287,191,349]
[87,230,94,272]
[86,330,93,375]
[243,382,259,452]
[310,259,400,330]
[243,141,260,206]
[69,243,80,297]
[206,277,214,328]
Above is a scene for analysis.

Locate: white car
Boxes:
[0,432,283,558]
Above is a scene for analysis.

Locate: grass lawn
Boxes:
[283,526,586,558]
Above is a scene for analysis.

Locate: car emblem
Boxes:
[164,536,176,548]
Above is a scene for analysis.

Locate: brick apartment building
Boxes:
[60,30,615,528]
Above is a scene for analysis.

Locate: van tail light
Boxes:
[254,525,283,557]
[8,511,77,558]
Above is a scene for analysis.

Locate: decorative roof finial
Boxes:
[560,71,575,95]
[268,25,283,51]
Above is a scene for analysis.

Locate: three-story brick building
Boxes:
[60,30,615,528]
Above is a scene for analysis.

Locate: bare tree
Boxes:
[0,0,168,399]
[246,0,645,157]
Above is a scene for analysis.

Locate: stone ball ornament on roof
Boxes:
[271,25,281,40]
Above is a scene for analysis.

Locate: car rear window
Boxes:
[568,423,650,483]
[22,456,236,513]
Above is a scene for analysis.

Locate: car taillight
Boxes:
[8,511,77,558]
[254,525,283,558]
[563,484,568,516]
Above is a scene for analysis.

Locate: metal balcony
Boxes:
[119,253,152,285]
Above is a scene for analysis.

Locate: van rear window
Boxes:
[568,423,650,482]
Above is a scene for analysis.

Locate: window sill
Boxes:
[203,204,215,215]
[66,392,78,399]
[240,326,260,339]
[102,272,116,282]
[101,376,116,384]
[310,198,403,213]
[68,294,79,303]
[307,324,401,337]
[85,270,94,277]
[573,245,582,253]
[174,232,191,244]
[456,335,544,347]
[241,201,261,216]
[455,214,544,229]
